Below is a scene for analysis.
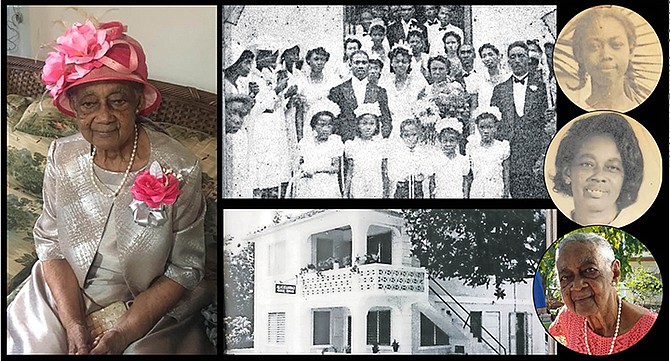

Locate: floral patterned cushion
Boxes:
[6,94,33,129]
[13,98,79,138]
[6,96,51,294]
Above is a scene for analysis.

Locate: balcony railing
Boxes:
[299,263,426,297]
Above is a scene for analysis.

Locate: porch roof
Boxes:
[246,209,404,239]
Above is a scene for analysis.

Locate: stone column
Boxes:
[349,302,369,354]
[350,216,369,263]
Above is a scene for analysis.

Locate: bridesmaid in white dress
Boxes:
[343,104,389,198]
[467,108,510,198]
[295,47,340,141]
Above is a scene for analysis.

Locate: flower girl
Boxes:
[343,103,389,198]
[466,107,510,198]
[387,118,435,198]
[432,117,470,198]
[294,100,344,198]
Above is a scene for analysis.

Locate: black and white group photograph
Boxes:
[223,5,558,199]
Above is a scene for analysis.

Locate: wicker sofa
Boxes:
[5,55,218,346]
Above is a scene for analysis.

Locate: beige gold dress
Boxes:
[7,124,215,354]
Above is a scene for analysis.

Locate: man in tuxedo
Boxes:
[420,5,439,27]
[490,41,551,199]
[386,5,428,50]
[328,50,392,142]
[428,5,464,56]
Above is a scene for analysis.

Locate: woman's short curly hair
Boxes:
[399,118,421,133]
[442,31,462,49]
[306,47,331,63]
[387,46,413,75]
[552,112,643,209]
[556,232,616,267]
[427,55,451,76]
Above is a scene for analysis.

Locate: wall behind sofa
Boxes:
[6,5,217,94]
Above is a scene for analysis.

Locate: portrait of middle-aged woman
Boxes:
[6,16,215,354]
[544,111,661,227]
[553,5,663,113]
[537,229,660,355]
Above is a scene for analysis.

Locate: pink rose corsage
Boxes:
[129,161,182,227]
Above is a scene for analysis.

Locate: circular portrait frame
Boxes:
[553,5,663,113]
[534,226,662,355]
[544,111,662,227]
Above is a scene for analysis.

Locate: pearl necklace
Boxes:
[584,295,622,355]
[90,126,138,198]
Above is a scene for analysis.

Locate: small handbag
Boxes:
[85,300,129,338]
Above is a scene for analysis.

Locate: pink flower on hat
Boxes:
[42,51,67,98]
[42,20,126,98]
[56,20,111,65]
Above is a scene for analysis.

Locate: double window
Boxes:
[367,309,391,345]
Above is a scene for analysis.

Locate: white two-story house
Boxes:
[247,209,551,354]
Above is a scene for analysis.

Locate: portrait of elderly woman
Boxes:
[544,230,659,355]
[6,17,215,354]
[545,111,661,227]
[553,5,662,112]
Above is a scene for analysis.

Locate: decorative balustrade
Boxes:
[300,264,426,297]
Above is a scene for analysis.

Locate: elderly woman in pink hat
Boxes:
[6,20,213,354]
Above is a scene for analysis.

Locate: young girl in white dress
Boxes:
[295,106,344,198]
[387,118,434,198]
[344,103,389,198]
[432,117,470,198]
[466,107,510,198]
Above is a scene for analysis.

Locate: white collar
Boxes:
[351,76,368,86]
[512,72,529,82]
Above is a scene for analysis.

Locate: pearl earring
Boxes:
[565,178,571,185]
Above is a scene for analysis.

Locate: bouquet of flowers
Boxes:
[433,89,469,120]
[411,97,441,145]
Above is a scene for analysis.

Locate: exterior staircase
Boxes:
[425,276,507,355]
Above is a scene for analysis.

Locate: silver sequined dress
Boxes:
[7,124,214,354]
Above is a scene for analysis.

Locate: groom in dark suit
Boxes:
[386,5,428,51]
[490,40,551,199]
[328,50,392,142]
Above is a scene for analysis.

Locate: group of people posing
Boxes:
[224,5,556,199]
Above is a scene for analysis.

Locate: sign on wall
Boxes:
[275,283,296,294]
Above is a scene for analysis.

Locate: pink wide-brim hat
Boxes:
[52,29,161,118]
